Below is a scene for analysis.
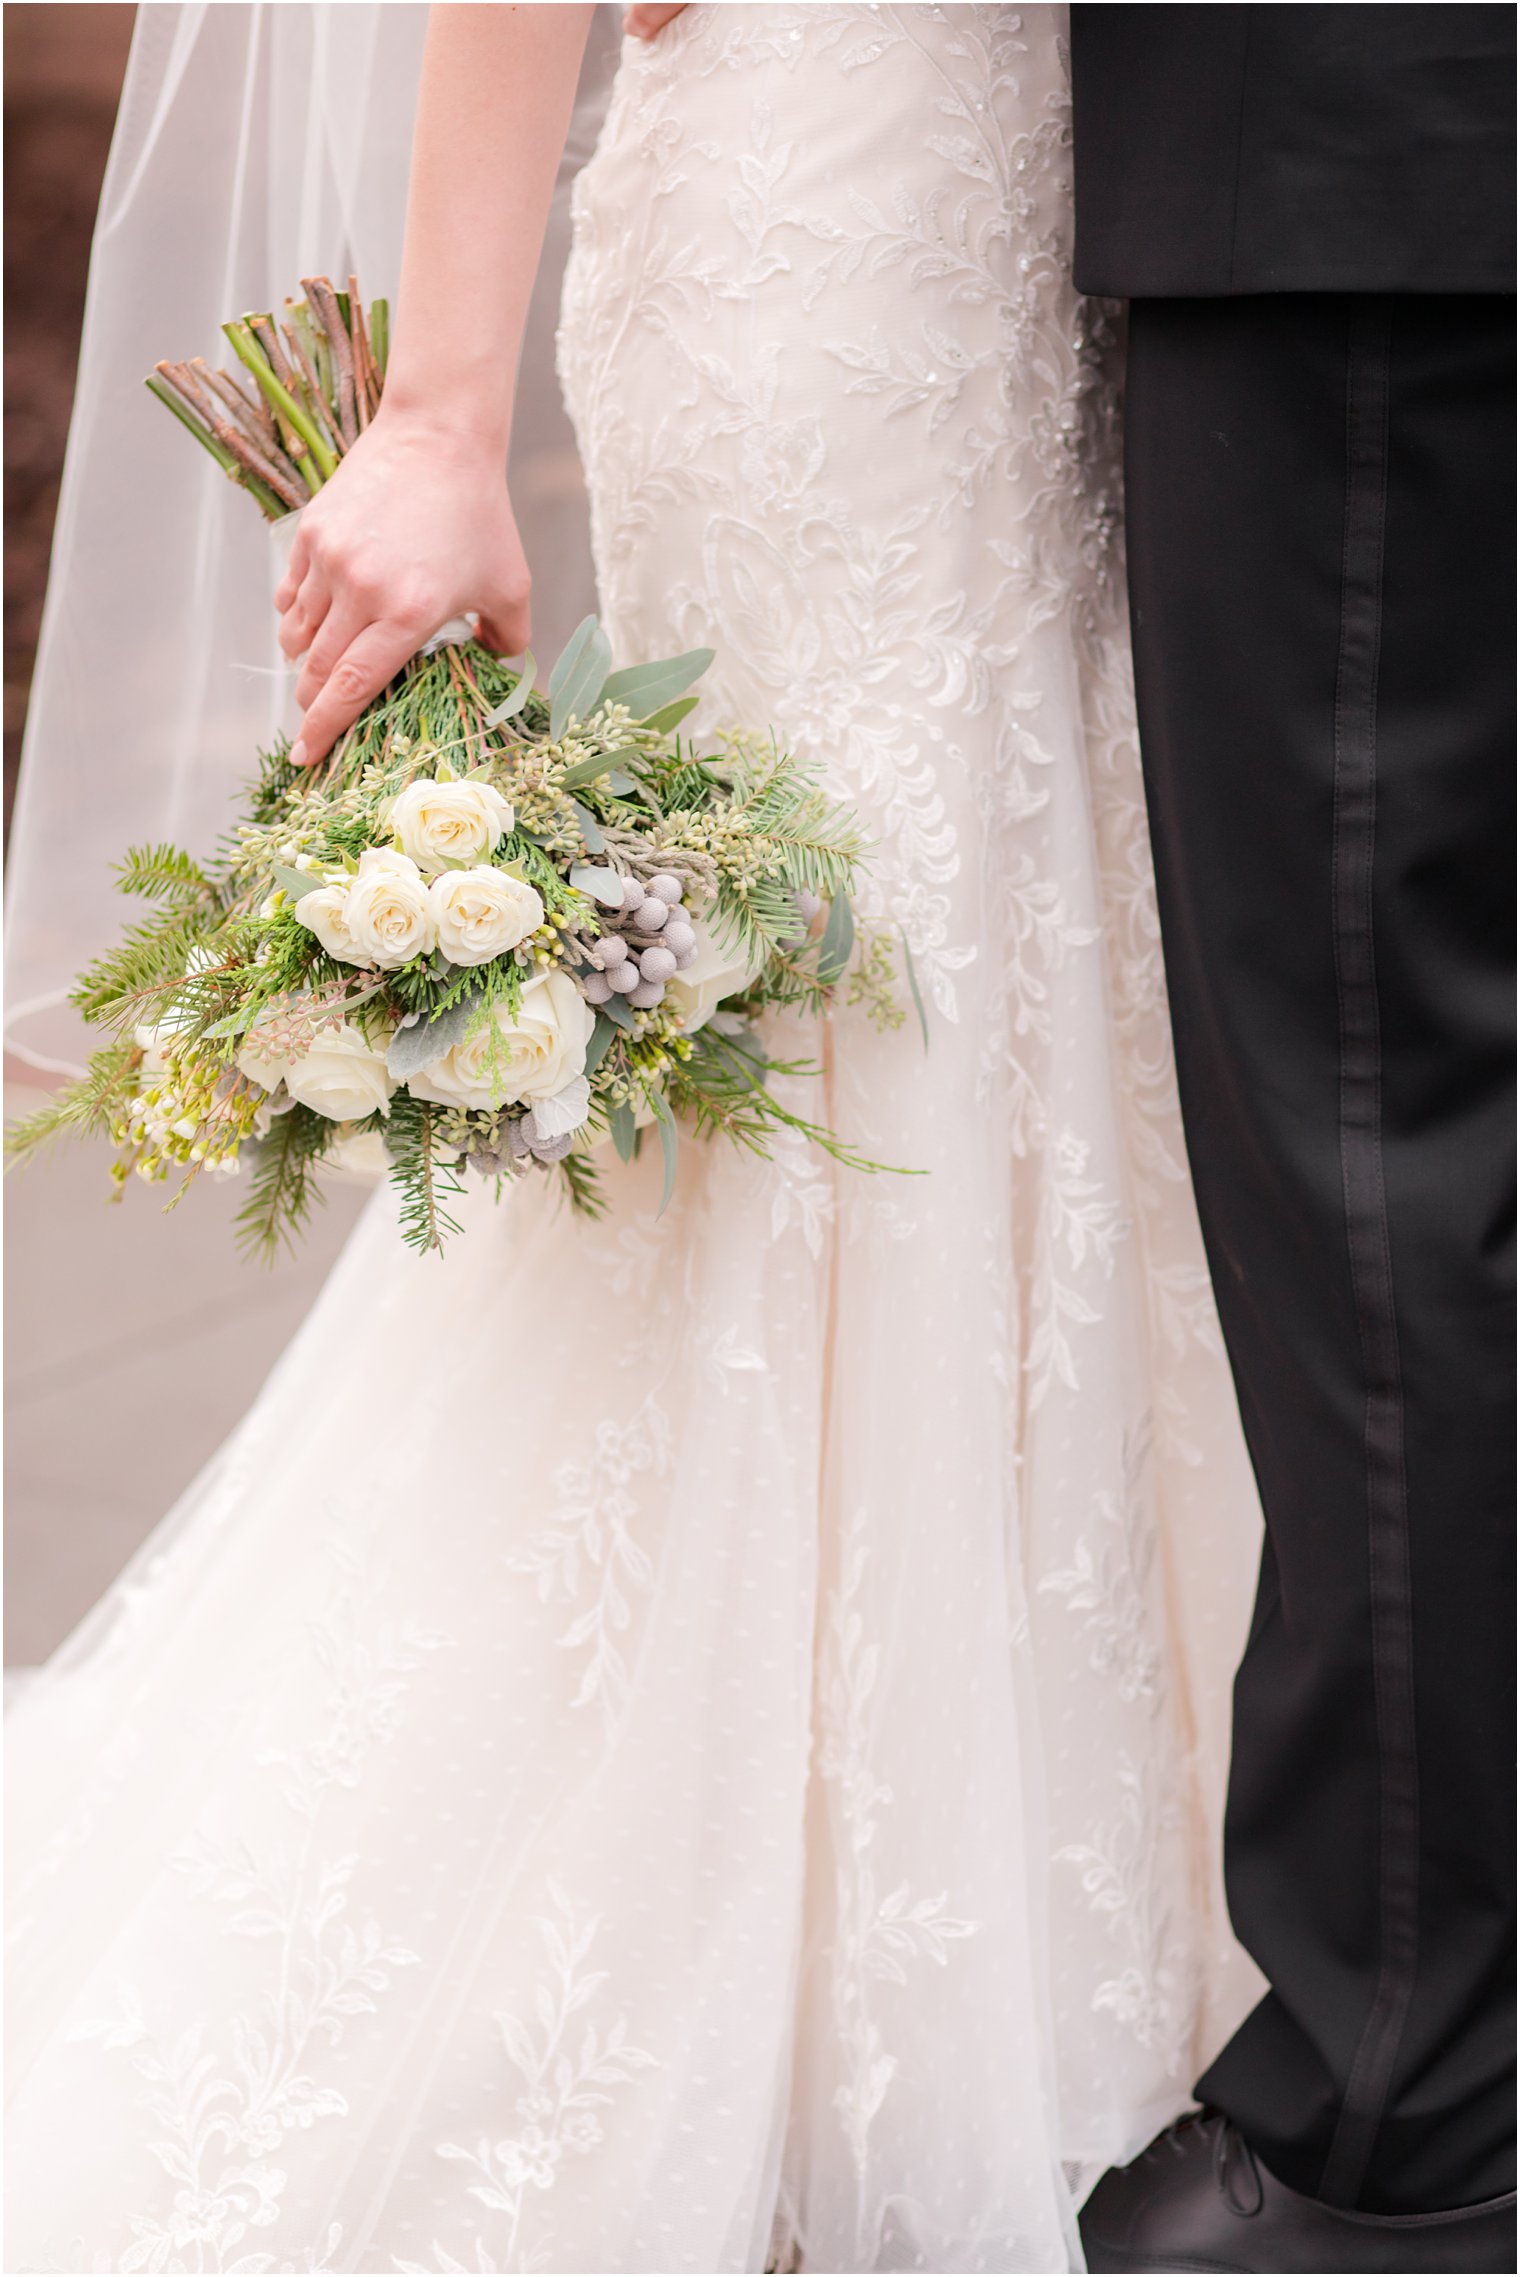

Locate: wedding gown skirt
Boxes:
[5,10,1264,2271]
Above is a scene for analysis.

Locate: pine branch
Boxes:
[384,1094,465,1256]
[234,1104,330,1264]
[4,1041,137,1164]
[114,843,216,907]
[555,1145,609,1219]
[71,910,214,1030]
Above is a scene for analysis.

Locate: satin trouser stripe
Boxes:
[1318,297,1421,2209]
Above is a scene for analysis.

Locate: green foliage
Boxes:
[846,929,909,1035]
[71,909,212,1032]
[10,588,900,1262]
[672,1024,917,1185]
[555,1144,609,1220]
[115,843,215,907]
[235,1104,331,1264]
[3,1040,138,1164]
[384,1093,466,1257]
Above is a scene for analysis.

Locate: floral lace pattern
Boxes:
[8,11,1264,2273]
[504,1400,672,1727]
[55,1553,449,2274]
[396,1890,658,2277]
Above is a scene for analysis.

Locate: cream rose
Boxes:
[343,848,438,970]
[430,866,545,967]
[665,921,763,1033]
[407,969,594,1111]
[238,1018,398,1123]
[292,878,365,965]
[322,1125,392,1181]
[388,775,515,874]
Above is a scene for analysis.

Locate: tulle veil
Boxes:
[4,0,616,1076]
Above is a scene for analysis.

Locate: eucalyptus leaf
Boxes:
[639,695,700,739]
[548,616,613,737]
[599,991,637,1032]
[562,747,642,791]
[901,929,930,1052]
[599,649,713,720]
[583,1013,618,1080]
[817,891,855,983]
[604,771,637,797]
[483,654,536,730]
[200,1007,257,1040]
[271,862,324,906]
[386,996,478,1081]
[725,1025,769,1083]
[649,1091,680,1217]
[569,800,605,854]
[610,1101,638,1163]
[568,864,626,907]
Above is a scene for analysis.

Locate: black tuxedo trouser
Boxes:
[1121,293,1515,2217]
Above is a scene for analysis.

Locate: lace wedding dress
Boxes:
[6,9,1265,2271]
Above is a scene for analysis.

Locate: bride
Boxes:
[6,6,1264,2269]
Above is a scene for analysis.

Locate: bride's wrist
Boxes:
[370,390,512,467]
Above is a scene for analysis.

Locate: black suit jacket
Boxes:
[1070,4,1517,297]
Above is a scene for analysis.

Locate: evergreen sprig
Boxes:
[115,844,216,907]
[4,1039,138,1164]
[384,1092,467,1257]
[234,1102,332,1262]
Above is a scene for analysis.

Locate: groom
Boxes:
[625,2,1517,2268]
[1070,8,1515,2271]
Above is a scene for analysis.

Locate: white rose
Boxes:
[407,969,594,1110]
[292,879,364,965]
[665,920,763,1033]
[344,848,438,970]
[322,1124,392,1181]
[238,1018,397,1123]
[430,867,545,967]
[388,775,515,873]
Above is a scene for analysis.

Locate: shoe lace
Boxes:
[1211,2115,1265,2219]
[1140,2111,1264,2219]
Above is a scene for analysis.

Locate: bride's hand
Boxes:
[624,5,687,38]
[274,410,531,767]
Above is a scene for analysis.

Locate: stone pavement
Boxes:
[4,1083,366,1667]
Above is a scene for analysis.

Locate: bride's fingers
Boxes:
[295,603,368,714]
[293,621,422,768]
[278,570,331,662]
[624,3,686,37]
[474,575,533,659]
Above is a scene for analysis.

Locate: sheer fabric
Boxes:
[6,9,1263,2271]
[3,0,613,1074]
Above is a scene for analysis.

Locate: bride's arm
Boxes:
[276,2,595,766]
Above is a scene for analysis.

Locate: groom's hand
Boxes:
[623,5,687,38]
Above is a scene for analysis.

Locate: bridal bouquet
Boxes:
[9,279,909,1258]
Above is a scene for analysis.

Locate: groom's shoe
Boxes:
[1079,2110,1517,2274]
